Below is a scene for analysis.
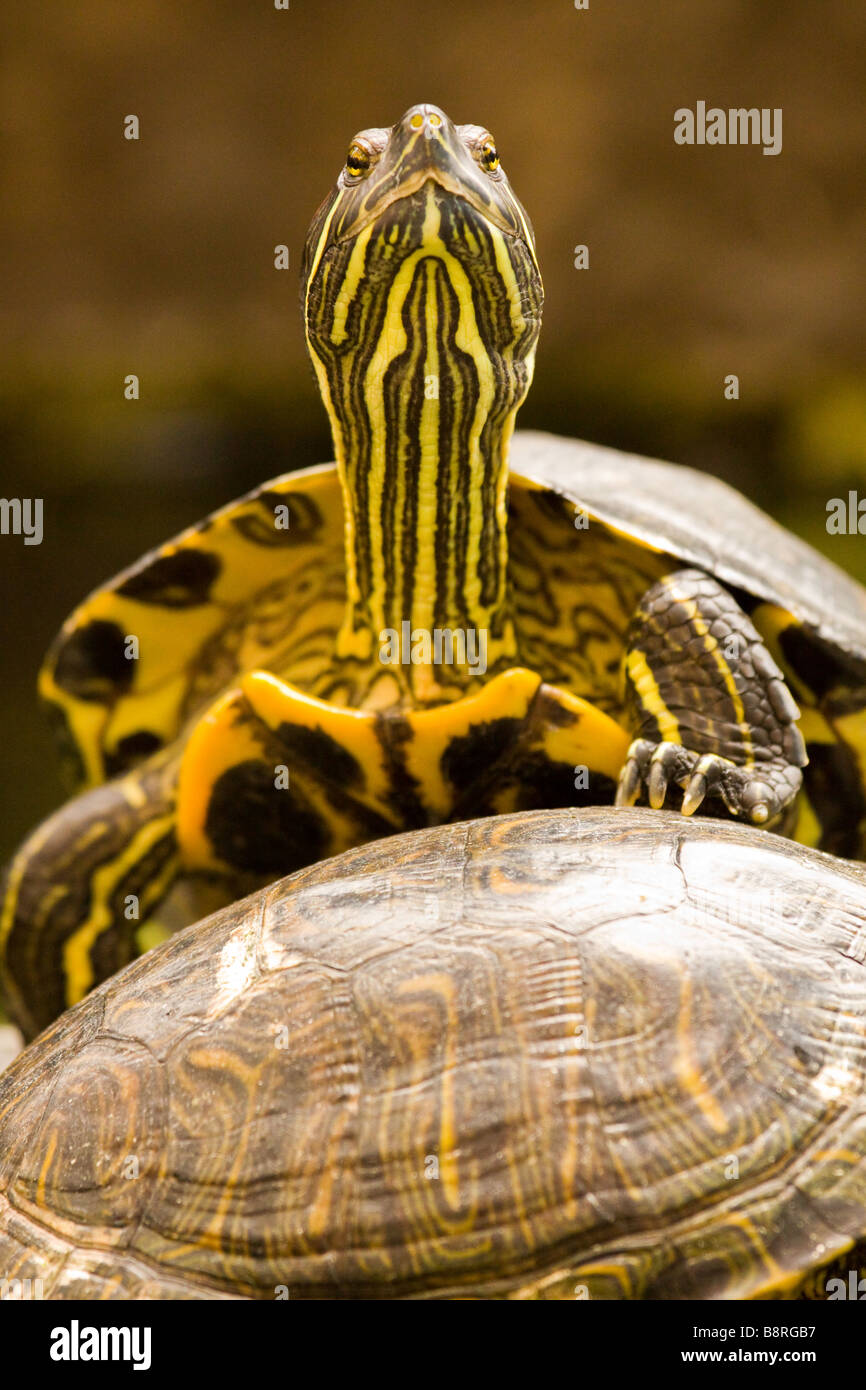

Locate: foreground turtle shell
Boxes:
[2,805,866,1300]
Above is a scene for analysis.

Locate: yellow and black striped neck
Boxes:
[302,105,543,705]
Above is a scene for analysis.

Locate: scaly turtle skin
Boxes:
[3,103,866,1039]
[1,806,866,1301]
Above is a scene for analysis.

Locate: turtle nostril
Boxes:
[406,105,445,137]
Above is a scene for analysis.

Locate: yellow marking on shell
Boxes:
[163,1045,263,1260]
[810,1148,863,1166]
[625,650,681,743]
[561,1262,636,1298]
[397,972,462,1211]
[178,664,633,877]
[402,668,541,818]
[750,592,856,839]
[62,808,177,1005]
[398,670,631,820]
[0,809,66,957]
[675,973,728,1135]
[750,601,817,707]
[307,1141,343,1241]
[792,786,823,849]
[178,671,400,872]
[568,993,649,1207]
[746,1266,819,1299]
[40,465,347,788]
[135,918,174,953]
[243,669,393,808]
[486,785,523,814]
[515,474,669,555]
[176,686,256,872]
[35,1131,58,1210]
[663,577,754,767]
[796,707,835,743]
[538,687,630,780]
[486,865,529,897]
[508,478,674,715]
[724,1212,788,1284]
[60,579,218,748]
[123,777,148,810]
[36,672,107,786]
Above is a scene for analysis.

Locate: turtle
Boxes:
[1,805,866,1301]
[4,101,866,1042]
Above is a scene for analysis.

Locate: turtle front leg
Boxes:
[615,568,807,826]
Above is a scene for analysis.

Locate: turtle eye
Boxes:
[345,142,372,179]
[479,138,499,173]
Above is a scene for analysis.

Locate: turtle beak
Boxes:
[335,103,524,243]
[389,103,476,182]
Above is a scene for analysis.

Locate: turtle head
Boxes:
[302,103,543,417]
[301,105,543,699]
[302,102,541,272]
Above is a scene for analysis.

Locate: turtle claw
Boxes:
[616,739,688,812]
[615,757,641,807]
[648,757,670,810]
[615,738,802,826]
[681,770,708,816]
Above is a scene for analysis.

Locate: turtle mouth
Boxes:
[334,168,524,247]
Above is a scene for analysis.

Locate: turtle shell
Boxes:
[38,432,866,856]
[42,433,866,776]
[510,434,866,856]
[512,432,866,667]
[1,805,865,1300]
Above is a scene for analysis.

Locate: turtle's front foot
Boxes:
[615,738,803,826]
[616,567,808,829]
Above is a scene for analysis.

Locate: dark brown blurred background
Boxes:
[2,0,865,859]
